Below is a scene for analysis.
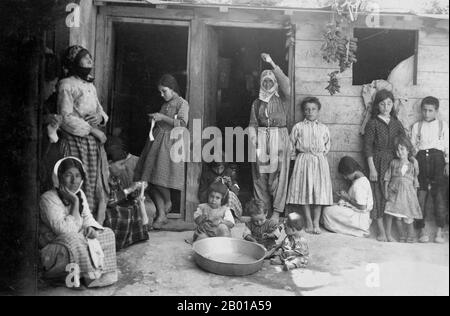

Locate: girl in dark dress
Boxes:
[364,90,406,242]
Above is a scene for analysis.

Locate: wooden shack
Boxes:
[53,0,449,227]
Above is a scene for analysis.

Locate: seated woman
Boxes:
[39,157,118,289]
[104,137,155,250]
[322,157,373,238]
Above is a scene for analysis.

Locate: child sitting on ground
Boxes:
[243,199,281,250]
[199,160,243,219]
[271,213,309,271]
[193,181,235,242]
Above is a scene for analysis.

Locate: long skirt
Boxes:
[252,127,291,214]
[134,128,186,191]
[40,228,118,288]
[323,205,372,238]
[60,133,110,222]
[287,153,333,206]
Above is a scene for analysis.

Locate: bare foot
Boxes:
[305,224,314,234]
[377,234,388,242]
[153,216,169,230]
[386,235,396,243]
[313,226,322,235]
[270,212,280,223]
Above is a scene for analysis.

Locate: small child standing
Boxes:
[384,136,423,243]
[193,181,235,242]
[271,213,309,271]
[199,161,243,219]
[243,199,281,250]
[287,97,333,235]
[411,96,449,244]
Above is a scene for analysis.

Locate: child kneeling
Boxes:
[271,213,310,271]
[193,181,235,242]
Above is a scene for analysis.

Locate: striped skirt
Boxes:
[40,228,118,287]
[287,152,333,206]
[60,133,110,221]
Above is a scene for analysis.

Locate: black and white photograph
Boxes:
[0,0,448,298]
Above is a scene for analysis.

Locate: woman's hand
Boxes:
[91,128,107,144]
[444,163,449,177]
[85,227,98,239]
[59,185,79,205]
[85,113,103,126]
[369,168,378,182]
[261,53,274,66]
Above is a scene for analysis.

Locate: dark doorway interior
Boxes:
[214,27,289,214]
[112,22,189,215]
[353,28,418,85]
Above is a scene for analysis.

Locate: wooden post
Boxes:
[69,0,97,54]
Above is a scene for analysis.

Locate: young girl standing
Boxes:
[384,136,422,243]
[364,90,406,242]
[134,74,189,229]
[287,97,333,234]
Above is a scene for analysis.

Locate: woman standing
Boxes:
[39,157,117,288]
[134,74,189,229]
[248,53,291,223]
[58,45,109,224]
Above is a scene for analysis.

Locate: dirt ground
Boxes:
[38,224,449,296]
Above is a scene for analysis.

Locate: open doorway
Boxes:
[111,21,189,217]
[207,26,289,214]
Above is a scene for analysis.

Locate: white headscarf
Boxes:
[52,156,85,193]
[259,70,279,103]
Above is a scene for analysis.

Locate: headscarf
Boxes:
[259,70,279,103]
[52,157,87,214]
[63,45,94,82]
[52,156,86,191]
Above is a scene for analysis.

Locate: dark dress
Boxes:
[364,116,406,219]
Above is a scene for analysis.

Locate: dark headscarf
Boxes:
[63,45,94,82]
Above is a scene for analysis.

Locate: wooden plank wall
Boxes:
[292,12,449,193]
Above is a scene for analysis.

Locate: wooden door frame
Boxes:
[94,7,192,224]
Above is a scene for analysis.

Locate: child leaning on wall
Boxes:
[410,96,449,244]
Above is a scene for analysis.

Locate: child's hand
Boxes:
[85,227,99,239]
[263,233,275,239]
[369,168,378,182]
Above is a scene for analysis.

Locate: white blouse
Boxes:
[58,76,108,137]
[40,189,103,236]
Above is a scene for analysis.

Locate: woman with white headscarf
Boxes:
[248,54,291,223]
[39,157,117,289]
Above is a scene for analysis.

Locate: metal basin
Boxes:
[193,237,266,276]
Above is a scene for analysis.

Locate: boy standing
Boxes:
[411,96,449,244]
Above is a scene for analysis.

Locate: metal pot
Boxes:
[193,237,266,276]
